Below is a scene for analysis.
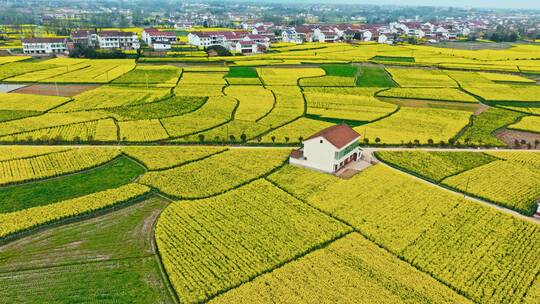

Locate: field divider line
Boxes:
[264,176,478,303]
[144,157,290,202]
[375,158,540,224]
[125,147,229,173]
[149,196,180,304]
[202,230,355,303]
[0,152,125,189]
[264,177,356,231]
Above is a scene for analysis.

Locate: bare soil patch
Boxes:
[495,129,540,148]
[12,83,101,97]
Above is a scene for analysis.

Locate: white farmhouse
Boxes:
[535,201,540,218]
[98,30,140,50]
[22,38,67,55]
[289,124,363,173]
[142,28,176,48]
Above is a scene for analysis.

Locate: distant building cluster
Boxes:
[22,30,141,55]
[188,28,272,54]
[19,18,485,56]
[185,20,477,54]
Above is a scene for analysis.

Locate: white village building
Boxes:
[535,201,540,218]
[289,124,363,173]
[22,38,68,55]
[142,28,176,50]
[97,30,140,50]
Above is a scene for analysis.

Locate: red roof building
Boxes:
[290,124,362,173]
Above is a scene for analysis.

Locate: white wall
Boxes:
[302,137,337,173]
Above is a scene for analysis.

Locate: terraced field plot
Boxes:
[0,61,537,146]
[377,150,540,215]
[1,53,540,304]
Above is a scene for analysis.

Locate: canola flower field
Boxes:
[0,41,540,303]
[0,145,536,303]
[0,43,539,146]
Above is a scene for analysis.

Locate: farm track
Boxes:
[366,149,540,224]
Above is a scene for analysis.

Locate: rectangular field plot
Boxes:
[0,147,120,186]
[299,75,356,87]
[386,68,458,87]
[156,179,351,304]
[0,196,173,304]
[257,67,325,86]
[211,233,470,304]
[0,92,69,112]
[376,151,498,182]
[355,107,472,144]
[174,84,224,97]
[111,65,182,87]
[277,163,540,304]
[259,118,335,144]
[54,86,170,112]
[463,83,540,103]
[304,91,397,122]
[356,66,396,87]
[477,72,536,83]
[377,88,478,103]
[178,71,227,85]
[118,119,169,142]
[139,148,289,199]
[0,183,150,239]
[508,116,540,134]
[122,146,227,170]
[0,118,118,143]
[105,96,206,121]
[442,156,540,215]
[40,59,136,83]
[10,83,101,97]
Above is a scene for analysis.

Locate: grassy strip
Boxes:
[0,195,174,304]
[226,66,258,78]
[371,56,415,63]
[0,156,145,214]
[320,64,358,77]
[356,66,396,87]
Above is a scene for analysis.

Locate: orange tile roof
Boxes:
[307,124,360,149]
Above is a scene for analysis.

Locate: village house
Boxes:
[281,28,304,44]
[535,201,540,218]
[187,31,243,48]
[289,124,363,174]
[97,30,140,50]
[22,38,68,55]
[71,29,98,47]
[188,31,269,53]
[142,28,177,50]
[313,28,339,43]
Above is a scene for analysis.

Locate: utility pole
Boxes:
[464,176,471,198]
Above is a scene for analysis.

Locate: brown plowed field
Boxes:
[12,84,101,97]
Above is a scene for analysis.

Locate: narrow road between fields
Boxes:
[363,149,540,225]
